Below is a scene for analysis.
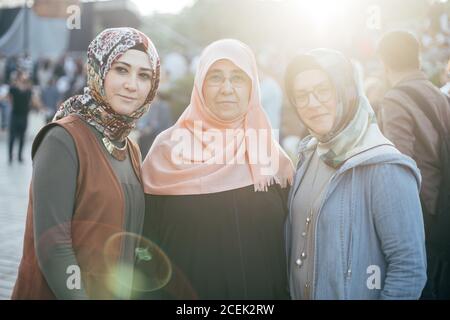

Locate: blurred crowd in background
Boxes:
[0,0,449,160]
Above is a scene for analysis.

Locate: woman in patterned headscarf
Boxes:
[284,49,427,299]
[12,28,160,300]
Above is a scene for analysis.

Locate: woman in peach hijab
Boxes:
[140,39,294,299]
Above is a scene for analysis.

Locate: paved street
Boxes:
[0,111,45,300]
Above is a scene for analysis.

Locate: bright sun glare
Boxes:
[130,0,194,15]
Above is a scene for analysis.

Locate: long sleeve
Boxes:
[378,99,415,157]
[370,163,427,299]
[32,126,89,299]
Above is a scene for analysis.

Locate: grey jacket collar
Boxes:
[336,145,421,188]
[291,140,421,205]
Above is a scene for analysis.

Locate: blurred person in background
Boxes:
[8,71,34,164]
[137,92,172,156]
[377,30,450,299]
[0,52,6,84]
[260,67,283,133]
[364,73,388,115]
[5,55,18,84]
[40,77,62,123]
[35,58,54,88]
[0,84,10,131]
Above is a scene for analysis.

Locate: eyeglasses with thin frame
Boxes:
[204,72,249,88]
[294,83,334,109]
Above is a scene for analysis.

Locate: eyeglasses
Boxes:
[204,73,249,88]
[294,84,334,109]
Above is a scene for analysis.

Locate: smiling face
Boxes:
[104,49,153,116]
[202,59,252,122]
[292,69,337,137]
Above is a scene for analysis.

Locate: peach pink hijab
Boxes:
[142,39,294,195]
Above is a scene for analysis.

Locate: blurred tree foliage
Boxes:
[141,0,278,55]
[139,0,311,119]
[141,0,435,56]
[139,0,448,133]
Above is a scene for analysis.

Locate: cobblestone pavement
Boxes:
[0,112,45,300]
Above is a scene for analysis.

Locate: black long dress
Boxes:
[140,184,290,300]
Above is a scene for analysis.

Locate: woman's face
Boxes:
[104,49,152,116]
[202,59,252,121]
[292,69,337,137]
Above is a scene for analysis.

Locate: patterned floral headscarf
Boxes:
[53,27,160,142]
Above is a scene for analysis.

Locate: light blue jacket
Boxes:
[285,141,427,299]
